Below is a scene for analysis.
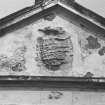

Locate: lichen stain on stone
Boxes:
[43,13,56,21]
[84,72,94,78]
[48,91,63,100]
[98,46,105,56]
[85,36,101,49]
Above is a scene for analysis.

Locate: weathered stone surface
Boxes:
[84,72,94,77]
[85,36,101,49]
[0,45,26,74]
[98,46,105,56]
[43,13,56,21]
[36,27,73,71]
[0,90,105,105]
[0,10,105,77]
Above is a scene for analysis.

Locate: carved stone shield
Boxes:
[36,27,74,75]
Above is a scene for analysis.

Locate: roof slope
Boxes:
[0,0,105,35]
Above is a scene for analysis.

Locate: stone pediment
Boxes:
[0,0,105,77]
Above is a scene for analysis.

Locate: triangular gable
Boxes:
[0,0,105,77]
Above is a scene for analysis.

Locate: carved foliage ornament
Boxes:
[0,46,26,73]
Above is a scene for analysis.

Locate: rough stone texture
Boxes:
[36,27,73,71]
[85,36,101,49]
[43,13,56,21]
[0,3,105,105]
[0,90,105,105]
[0,90,41,104]
[0,10,105,77]
[98,46,105,56]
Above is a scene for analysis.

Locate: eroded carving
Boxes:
[38,27,65,36]
[48,91,63,100]
[10,58,26,72]
[43,13,56,21]
[36,27,73,71]
[0,55,10,70]
[0,46,26,73]
[84,72,94,78]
